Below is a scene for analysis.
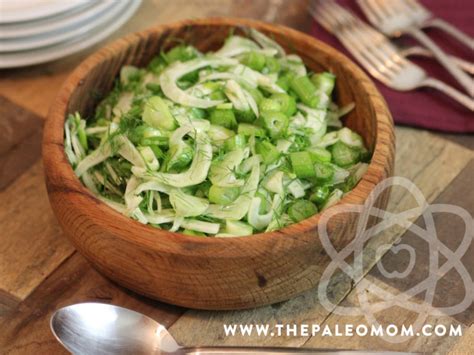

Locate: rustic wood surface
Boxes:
[0,0,472,353]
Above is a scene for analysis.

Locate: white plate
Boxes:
[0,0,91,24]
[0,0,115,39]
[0,1,130,52]
[0,0,141,68]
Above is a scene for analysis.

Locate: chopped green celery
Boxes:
[193,180,210,197]
[162,45,199,64]
[240,51,266,71]
[208,185,240,205]
[72,114,88,151]
[310,72,336,96]
[145,82,162,94]
[236,109,256,123]
[208,125,235,142]
[225,220,253,236]
[277,71,296,91]
[166,141,193,172]
[309,185,330,205]
[289,151,315,179]
[255,140,280,164]
[169,189,209,217]
[238,123,266,137]
[288,199,318,222]
[307,147,332,163]
[209,90,227,101]
[140,136,169,147]
[216,103,233,110]
[314,162,334,184]
[270,93,296,117]
[128,125,158,145]
[147,56,167,74]
[259,111,288,139]
[95,118,109,127]
[259,98,281,112]
[205,158,260,220]
[182,229,206,237]
[331,141,361,167]
[264,56,281,73]
[290,75,319,108]
[120,65,140,85]
[190,107,207,119]
[143,96,177,131]
[209,109,237,129]
[224,134,247,151]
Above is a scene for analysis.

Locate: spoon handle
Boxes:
[183,346,407,354]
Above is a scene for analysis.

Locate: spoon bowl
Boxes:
[50,303,180,355]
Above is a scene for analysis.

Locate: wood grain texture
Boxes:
[165,127,473,348]
[42,18,394,310]
[0,97,43,190]
[448,325,474,354]
[370,158,474,326]
[0,253,184,355]
[303,275,465,353]
[0,161,75,314]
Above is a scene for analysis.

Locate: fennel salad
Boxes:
[64,29,370,237]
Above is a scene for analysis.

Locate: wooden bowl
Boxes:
[43,18,395,310]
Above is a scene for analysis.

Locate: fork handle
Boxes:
[400,46,474,74]
[406,27,473,95]
[424,18,473,50]
[422,77,473,111]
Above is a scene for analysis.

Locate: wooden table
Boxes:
[0,1,472,353]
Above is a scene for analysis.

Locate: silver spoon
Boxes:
[51,303,411,354]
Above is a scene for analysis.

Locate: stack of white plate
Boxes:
[0,0,141,68]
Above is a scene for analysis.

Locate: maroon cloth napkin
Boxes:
[310,0,474,132]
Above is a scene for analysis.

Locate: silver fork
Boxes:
[393,0,473,49]
[309,0,473,110]
[357,0,473,96]
[398,46,473,75]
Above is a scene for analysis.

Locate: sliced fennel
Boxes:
[65,30,370,237]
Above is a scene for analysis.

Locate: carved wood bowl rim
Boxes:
[44,18,394,259]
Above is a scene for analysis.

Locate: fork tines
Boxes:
[309,0,410,85]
